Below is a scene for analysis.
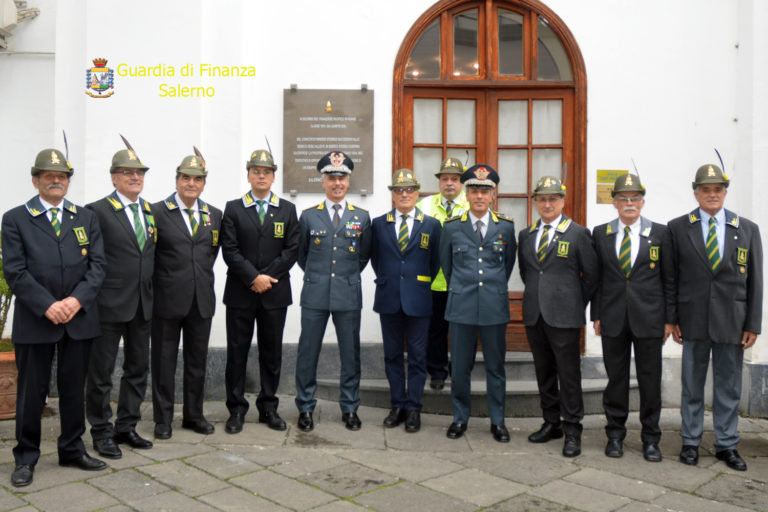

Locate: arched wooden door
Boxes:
[393,0,587,350]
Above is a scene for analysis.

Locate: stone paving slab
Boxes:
[0,487,25,510]
[339,448,464,482]
[421,467,527,506]
[139,440,215,462]
[0,453,106,493]
[137,459,230,497]
[24,482,118,512]
[89,468,170,502]
[128,489,219,512]
[355,480,476,512]
[615,503,670,512]
[652,490,757,512]
[564,467,669,502]
[311,501,370,511]
[485,494,572,511]
[229,468,337,510]
[298,461,399,498]
[184,450,262,479]
[694,473,768,511]
[463,452,578,486]
[198,486,290,511]
[529,480,632,512]
[270,450,347,477]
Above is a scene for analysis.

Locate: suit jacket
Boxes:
[371,208,441,317]
[518,216,598,328]
[87,191,156,323]
[668,208,763,343]
[221,191,299,310]
[298,201,371,311]
[2,196,105,344]
[152,194,222,319]
[440,211,516,326]
[590,216,675,338]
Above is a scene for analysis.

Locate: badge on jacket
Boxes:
[73,226,89,246]
[557,241,569,257]
[420,233,430,249]
[211,230,219,247]
[274,222,284,238]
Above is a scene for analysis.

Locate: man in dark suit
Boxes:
[518,176,598,457]
[669,164,762,471]
[294,151,372,431]
[591,174,675,462]
[151,151,222,439]
[440,164,516,443]
[371,169,441,433]
[2,149,107,487]
[221,149,299,434]
[86,142,156,459]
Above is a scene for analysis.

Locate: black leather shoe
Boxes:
[605,438,623,458]
[225,413,244,434]
[59,453,107,471]
[383,408,407,428]
[491,424,510,443]
[297,412,314,432]
[716,449,747,471]
[342,412,362,431]
[679,445,699,465]
[528,422,563,443]
[405,410,421,433]
[259,411,287,431]
[114,430,153,449]
[429,378,445,390]
[11,464,33,487]
[182,419,215,435]
[563,435,581,457]
[93,437,122,459]
[446,422,467,439]
[643,442,662,462]
[154,424,172,440]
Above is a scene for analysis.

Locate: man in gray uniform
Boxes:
[669,164,762,471]
[294,151,371,431]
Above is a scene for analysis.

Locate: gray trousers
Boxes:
[680,340,744,451]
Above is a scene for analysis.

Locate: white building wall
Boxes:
[1,0,765,363]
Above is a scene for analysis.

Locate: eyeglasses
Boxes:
[115,169,146,177]
[615,195,643,203]
[534,196,562,204]
[393,187,416,194]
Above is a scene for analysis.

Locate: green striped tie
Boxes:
[185,208,198,237]
[445,200,453,217]
[537,224,551,262]
[398,214,409,252]
[257,200,266,224]
[619,226,632,277]
[707,217,721,271]
[49,207,60,237]
[129,203,147,251]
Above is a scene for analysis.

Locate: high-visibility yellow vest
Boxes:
[416,191,468,291]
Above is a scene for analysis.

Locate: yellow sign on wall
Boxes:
[596,169,628,204]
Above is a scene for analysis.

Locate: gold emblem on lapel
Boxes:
[557,241,569,258]
[274,222,284,238]
[314,237,322,245]
[211,230,219,247]
[650,262,656,269]
[737,247,748,265]
[649,246,659,261]
[81,248,88,256]
[73,226,89,245]
[348,246,356,253]
[420,233,430,249]
[740,266,746,274]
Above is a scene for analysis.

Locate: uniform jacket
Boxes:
[440,210,516,326]
[416,191,468,291]
[590,216,675,338]
[298,202,371,311]
[87,191,155,323]
[668,208,763,343]
[2,196,106,344]
[221,191,299,310]
[152,194,222,319]
[371,208,441,317]
[518,216,598,328]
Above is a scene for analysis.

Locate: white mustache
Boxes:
[47,183,65,190]
[622,206,637,213]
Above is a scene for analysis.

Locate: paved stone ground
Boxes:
[0,397,766,511]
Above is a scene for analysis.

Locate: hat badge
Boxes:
[397,173,405,183]
[189,157,198,167]
[330,152,344,168]
[474,166,490,180]
[625,175,633,185]
[127,150,137,161]
[708,165,716,177]
[261,151,268,161]
[544,177,552,187]
[50,151,60,164]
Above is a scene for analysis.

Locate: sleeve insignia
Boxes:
[556,241,570,258]
[274,222,285,238]
[420,233,430,249]
[737,247,748,266]
[73,226,89,245]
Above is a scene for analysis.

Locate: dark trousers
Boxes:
[14,336,91,465]
[295,307,361,414]
[601,322,662,443]
[526,317,584,436]
[225,303,287,416]
[86,303,151,440]
[380,311,430,410]
[449,322,507,425]
[151,296,212,426]
[426,290,449,380]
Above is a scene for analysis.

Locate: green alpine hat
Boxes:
[388,168,421,190]
[31,148,73,176]
[435,157,465,177]
[611,173,645,197]
[246,149,277,171]
[533,175,566,197]
[692,164,729,189]
[177,155,207,176]
[110,149,149,173]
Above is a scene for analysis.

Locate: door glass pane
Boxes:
[414,99,443,144]
[532,100,562,144]
[498,100,527,145]
[532,149,562,184]
[498,9,523,76]
[406,19,440,80]
[537,16,572,81]
[446,99,475,144]
[497,197,527,291]
[453,9,479,77]
[413,147,443,191]
[497,149,527,194]
[446,148,475,170]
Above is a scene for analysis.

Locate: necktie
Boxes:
[256,200,266,224]
[475,220,484,243]
[445,200,453,217]
[537,224,551,262]
[49,207,60,237]
[332,204,341,229]
[619,226,632,277]
[398,214,409,252]
[129,203,146,251]
[185,208,198,237]
[707,217,721,271]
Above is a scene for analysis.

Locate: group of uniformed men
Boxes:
[1,141,761,487]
